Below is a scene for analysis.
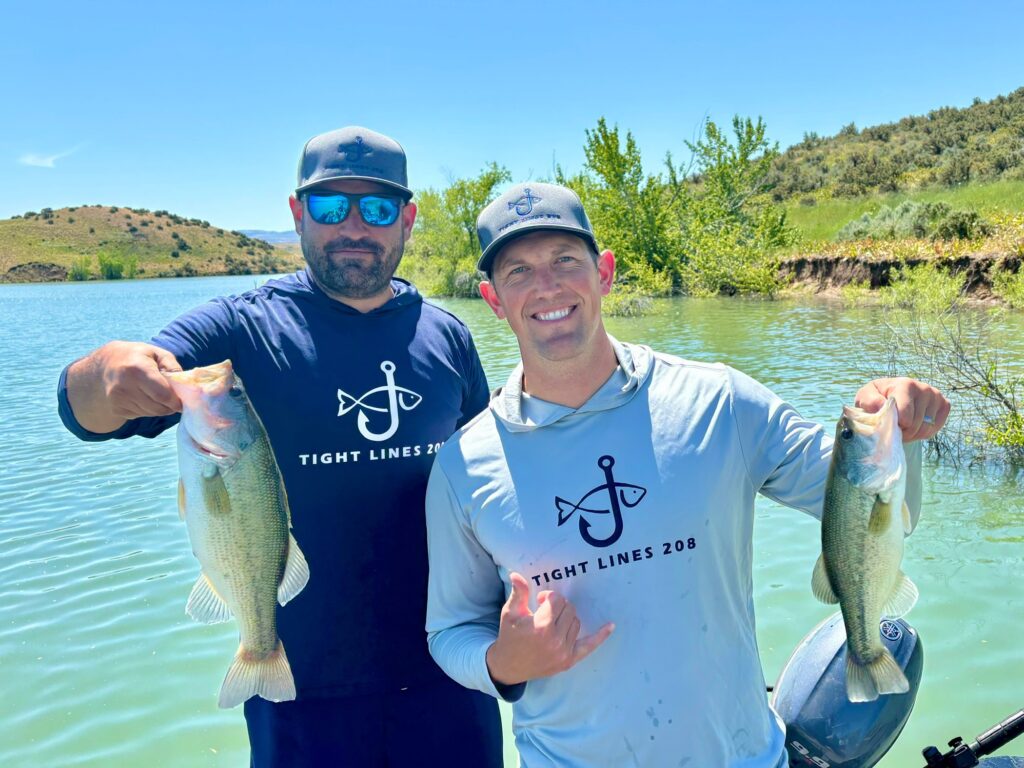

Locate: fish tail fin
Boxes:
[217,640,296,709]
[846,648,909,703]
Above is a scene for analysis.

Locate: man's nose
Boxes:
[533,266,562,294]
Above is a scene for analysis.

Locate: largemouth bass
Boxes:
[812,396,918,703]
[166,360,309,708]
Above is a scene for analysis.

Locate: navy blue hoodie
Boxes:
[59,270,489,698]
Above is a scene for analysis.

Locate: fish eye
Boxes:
[841,426,854,441]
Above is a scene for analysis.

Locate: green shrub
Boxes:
[837,200,991,241]
[604,284,653,316]
[69,256,91,281]
[991,266,1024,309]
[880,262,965,312]
[97,253,125,280]
[933,209,992,240]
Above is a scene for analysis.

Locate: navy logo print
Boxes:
[508,187,541,216]
[555,455,646,548]
[342,136,369,163]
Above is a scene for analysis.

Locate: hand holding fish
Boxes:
[66,341,184,433]
[854,377,950,443]
[485,572,614,687]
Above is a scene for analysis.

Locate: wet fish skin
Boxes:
[812,396,918,703]
[167,360,309,709]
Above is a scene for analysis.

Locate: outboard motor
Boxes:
[771,611,923,768]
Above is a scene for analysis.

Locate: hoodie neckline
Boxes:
[493,336,653,432]
[297,268,422,315]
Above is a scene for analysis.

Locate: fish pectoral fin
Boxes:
[881,571,919,618]
[278,534,310,607]
[901,501,913,536]
[200,468,232,516]
[219,640,296,709]
[811,554,839,604]
[178,479,187,521]
[186,573,233,624]
[868,497,893,535]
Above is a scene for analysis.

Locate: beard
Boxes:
[302,233,404,299]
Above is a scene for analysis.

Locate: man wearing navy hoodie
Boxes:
[58,127,503,767]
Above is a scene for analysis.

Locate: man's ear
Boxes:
[401,201,417,240]
[288,195,303,235]
[597,250,616,296]
[479,280,506,320]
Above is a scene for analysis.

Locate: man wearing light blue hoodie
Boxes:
[424,182,950,767]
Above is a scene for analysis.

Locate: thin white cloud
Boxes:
[18,145,82,168]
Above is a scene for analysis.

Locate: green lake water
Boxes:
[1,275,1022,766]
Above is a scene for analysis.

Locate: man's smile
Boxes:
[532,305,576,322]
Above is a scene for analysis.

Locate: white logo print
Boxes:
[337,361,423,442]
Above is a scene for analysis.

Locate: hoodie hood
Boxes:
[491,337,654,432]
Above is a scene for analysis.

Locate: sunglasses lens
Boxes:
[307,194,351,224]
[359,196,401,226]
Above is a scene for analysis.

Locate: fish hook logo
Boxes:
[508,188,541,216]
[337,361,422,442]
[342,136,369,163]
[555,455,646,548]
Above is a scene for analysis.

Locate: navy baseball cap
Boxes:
[296,126,412,199]
[476,182,599,274]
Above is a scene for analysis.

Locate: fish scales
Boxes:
[812,397,918,703]
[168,360,309,708]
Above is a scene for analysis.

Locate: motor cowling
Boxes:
[771,612,924,768]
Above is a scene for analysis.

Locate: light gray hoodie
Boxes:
[425,339,918,767]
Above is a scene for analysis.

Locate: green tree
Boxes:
[670,116,796,295]
[557,118,681,284]
[400,163,511,296]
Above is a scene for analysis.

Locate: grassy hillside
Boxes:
[0,205,303,282]
[784,179,1024,242]
[769,87,1024,200]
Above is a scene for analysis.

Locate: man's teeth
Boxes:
[536,307,572,321]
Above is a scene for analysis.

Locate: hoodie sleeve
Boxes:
[56,298,236,442]
[425,458,522,701]
[457,332,490,428]
[728,367,833,519]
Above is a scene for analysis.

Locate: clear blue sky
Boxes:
[3,0,1022,231]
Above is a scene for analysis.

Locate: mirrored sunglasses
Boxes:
[305,192,403,227]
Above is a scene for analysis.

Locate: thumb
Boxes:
[151,345,183,373]
[506,572,532,619]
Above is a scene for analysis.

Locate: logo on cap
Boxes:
[508,188,542,216]
[341,136,370,163]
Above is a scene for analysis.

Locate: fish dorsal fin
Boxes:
[178,478,187,521]
[811,553,839,604]
[186,573,232,624]
[881,571,919,618]
[868,497,893,535]
[901,501,913,536]
[201,468,232,516]
[278,533,310,607]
